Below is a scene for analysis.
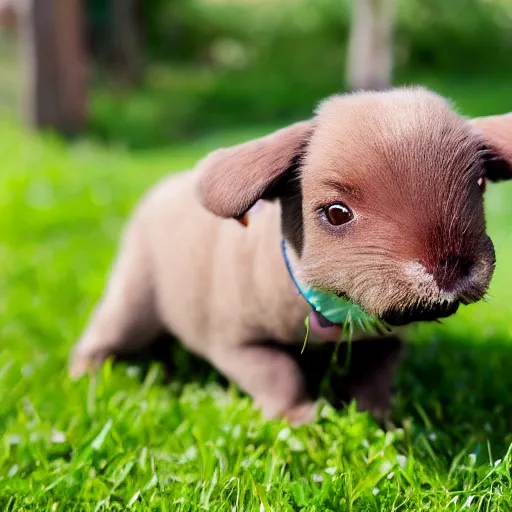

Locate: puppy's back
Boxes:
[126,170,302,353]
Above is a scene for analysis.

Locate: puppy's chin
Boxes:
[381,300,460,327]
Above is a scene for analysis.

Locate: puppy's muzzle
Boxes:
[382,300,460,326]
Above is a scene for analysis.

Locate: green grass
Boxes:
[2,88,512,510]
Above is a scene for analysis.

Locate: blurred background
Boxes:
[0,0,511,148]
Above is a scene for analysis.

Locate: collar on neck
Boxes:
[281,239,382,330]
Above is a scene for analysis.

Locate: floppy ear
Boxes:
[470,113,512,182]
[196,121,313,219]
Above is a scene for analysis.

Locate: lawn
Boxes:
[1,86,512,511]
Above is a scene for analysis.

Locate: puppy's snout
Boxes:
[430,254,474,293]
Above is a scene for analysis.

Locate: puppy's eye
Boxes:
[323,203,353,226]
[477,176,486,192]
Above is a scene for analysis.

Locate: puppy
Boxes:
[70,87,512,424]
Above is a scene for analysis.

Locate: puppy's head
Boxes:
[197,87,512,326]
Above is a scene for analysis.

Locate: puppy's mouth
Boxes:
[381,300,460,327]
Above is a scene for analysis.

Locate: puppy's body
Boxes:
[71,88,512,424]
[119,171,309,349]
[74,171,327,422]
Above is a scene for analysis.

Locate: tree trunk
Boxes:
[346,0,394,91]
[19,0,87,134]
[0,0,17,33]
[110,0,143,86]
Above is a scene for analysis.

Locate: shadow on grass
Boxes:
[393,336,512,450]
[117,331,512,453]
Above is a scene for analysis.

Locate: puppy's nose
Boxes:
[431,254,474,292]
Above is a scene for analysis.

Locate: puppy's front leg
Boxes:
[209,342,315,426]
[331,336,404,419]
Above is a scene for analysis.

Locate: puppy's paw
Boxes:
[282,401,317,427]
[256,396,316,426]
[68,347,108,380]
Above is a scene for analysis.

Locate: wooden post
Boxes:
[19,0,87,134]
[346,0,394,91]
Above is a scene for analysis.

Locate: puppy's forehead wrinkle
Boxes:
[378,128,479,187]
[310,87,482,197]
[320,179,363,200]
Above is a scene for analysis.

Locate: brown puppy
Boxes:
[70,87,512,424]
